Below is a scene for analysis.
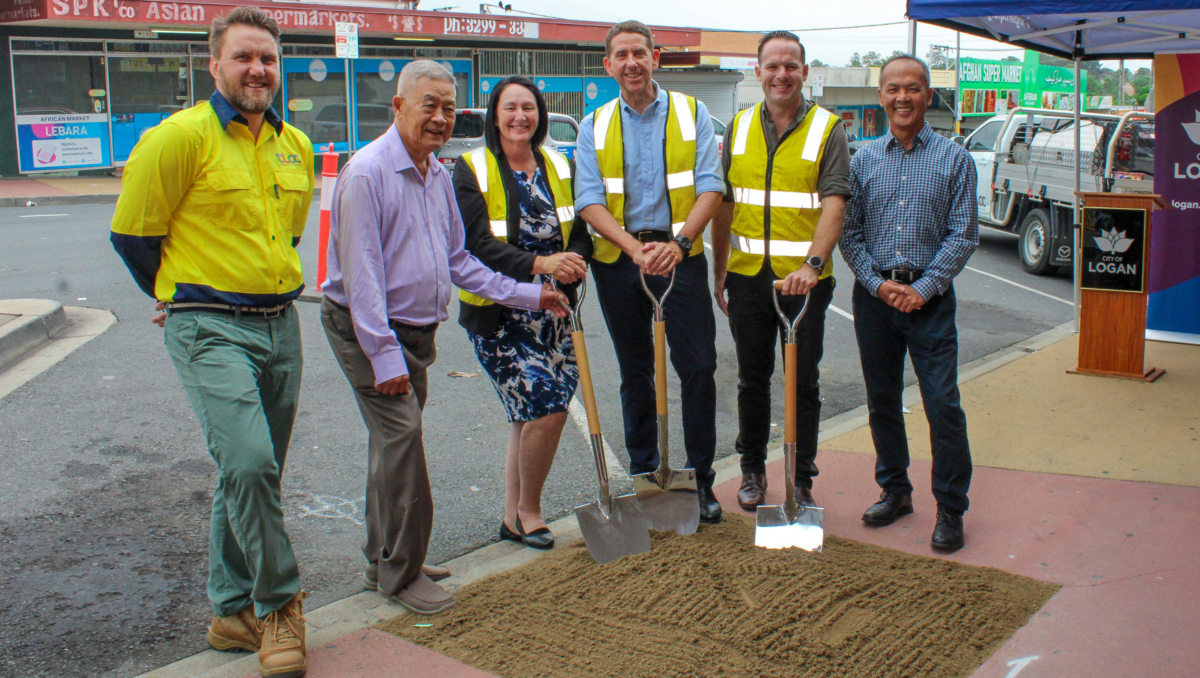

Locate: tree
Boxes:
[926,46,955,70]
[810,59,828,67]
[861,51,885,67]
[848,52,862,67]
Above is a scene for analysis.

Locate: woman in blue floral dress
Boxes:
[453,76,592,550]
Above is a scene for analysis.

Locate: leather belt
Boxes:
[167,301,293,318]
[634,230,671,244]
[882,269,923,284]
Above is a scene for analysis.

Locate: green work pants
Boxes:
[164,308,303,619]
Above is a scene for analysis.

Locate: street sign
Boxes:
[335,22,359,59]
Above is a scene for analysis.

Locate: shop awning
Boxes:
[906,0,1200,59]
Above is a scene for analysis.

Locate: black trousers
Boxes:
[727,269,833,487]
[591,252,717,488]
[851,281,972,514]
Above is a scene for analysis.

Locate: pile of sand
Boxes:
[379,518,1057,677]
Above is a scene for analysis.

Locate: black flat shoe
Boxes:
[862,489,914,526]
[515,516,554,550]
[499,521,522,543]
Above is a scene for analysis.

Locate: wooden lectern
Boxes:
[1072,192,1166,382]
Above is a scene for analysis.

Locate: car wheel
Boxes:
[1018,208,1059,276]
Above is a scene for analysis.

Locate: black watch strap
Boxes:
[673,234,692,254]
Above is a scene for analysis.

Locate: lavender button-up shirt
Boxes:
[322,126,542,384]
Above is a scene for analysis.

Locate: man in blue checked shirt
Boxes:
[840,54,978,552]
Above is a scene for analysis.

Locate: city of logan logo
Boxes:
[1093,227,1134,254]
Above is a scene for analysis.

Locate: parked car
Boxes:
[712,117,726,157]
[436,109,580,168]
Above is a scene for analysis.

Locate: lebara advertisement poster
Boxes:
[15,113,111,173]
[1149,54,1200,344]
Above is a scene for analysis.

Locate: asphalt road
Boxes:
[0,202,1074,677]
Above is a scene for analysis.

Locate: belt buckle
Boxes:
[890,270,910,283]
[263,306,282,319]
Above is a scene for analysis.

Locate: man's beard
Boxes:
[221,73,278,115]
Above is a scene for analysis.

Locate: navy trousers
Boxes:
[591,252,717,488]
[851,281,972,514]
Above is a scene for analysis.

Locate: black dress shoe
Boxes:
[930,506,965,551]
[797,486,817,508]
[515,516,555,550]
[698,486,722,524]
[862,489,914,525]
[499,521,522,543]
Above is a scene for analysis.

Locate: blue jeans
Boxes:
[591,252,717,488]
[851,281,972,514]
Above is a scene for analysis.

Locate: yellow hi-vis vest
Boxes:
[456,145,576,307]
[590,91,703,264]
[727,102,839,279]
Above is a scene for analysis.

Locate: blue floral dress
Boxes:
[467,168,579,422]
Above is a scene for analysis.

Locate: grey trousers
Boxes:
[320,297,437,596]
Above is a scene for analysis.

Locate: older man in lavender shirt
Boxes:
[320,61,567,615]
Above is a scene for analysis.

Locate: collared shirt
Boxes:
[322,126,542,384]
[574,82,724,233]
[111,90,314,305]
[841,123,978,300]
[721,96,852,202]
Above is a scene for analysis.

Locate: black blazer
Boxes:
[453,148,593,336]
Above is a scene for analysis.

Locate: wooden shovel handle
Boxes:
[774,279,786,290]
[784,342,797,444]
[654,320,668,415]
[572,330,601,436]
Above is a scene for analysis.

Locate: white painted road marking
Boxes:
[1004,655,1039,678]
[18,213,69,218]
[829,304,854,321]
[964,266,1074,306]
[569,395,623,478]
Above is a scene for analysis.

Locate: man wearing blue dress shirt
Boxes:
[840,55,978,551]
[575,20,726,522]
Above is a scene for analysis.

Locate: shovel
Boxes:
[630,269,701,535]
[755,280,825,552]
[565,281,653,565]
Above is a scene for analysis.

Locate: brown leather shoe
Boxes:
[797,486,817,507]
[737,473,768,510]
[207,606,262,652]
[259,592,307,678]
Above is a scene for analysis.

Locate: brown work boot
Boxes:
[737,473,768,510]
[258,592,307,678]
[207,606,262,652]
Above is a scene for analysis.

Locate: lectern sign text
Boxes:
[1081,206,1148,293]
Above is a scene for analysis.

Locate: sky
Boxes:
[452,0,1152,72]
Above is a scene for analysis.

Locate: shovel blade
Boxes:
[631,469,700,535]
[574,494,652,565]
[754,504,825,551]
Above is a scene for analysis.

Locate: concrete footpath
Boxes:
[133,323,1200,678]
[0,299,115,400]
[0,176,123,206]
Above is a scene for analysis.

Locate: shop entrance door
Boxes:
[351,59,401,150]
[108,55,190,164]
[284,57,349,153]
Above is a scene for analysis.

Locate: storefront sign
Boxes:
[335,21,358,59]
[1081,207,1147,293]
[958,57,1022,117]
[2,0,700,46]
[15,113,110,173]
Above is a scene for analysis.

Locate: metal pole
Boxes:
[1080,55,1089,333]
[1119,59,1125,108]
[908,20,918,55]
[955,32,962,134]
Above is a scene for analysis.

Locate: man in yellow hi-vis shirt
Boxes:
[110,7,313,678]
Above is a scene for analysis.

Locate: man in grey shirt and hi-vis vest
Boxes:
[712,31,851,513]
[574,20,726,522]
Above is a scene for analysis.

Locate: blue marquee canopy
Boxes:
[906,0,1200,59]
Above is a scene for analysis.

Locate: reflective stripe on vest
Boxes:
[457,146,575,307]
[726,102,838,279]
[589,91,703,264]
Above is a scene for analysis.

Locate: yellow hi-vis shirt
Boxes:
[110,91,314,306]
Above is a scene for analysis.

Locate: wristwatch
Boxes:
[804,255,825,272]
[673,235,693,256]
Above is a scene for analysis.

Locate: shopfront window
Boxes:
[286,59,347,148]
[355,61,398,147]
[108,56,189,162]
[12,54,105,115]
